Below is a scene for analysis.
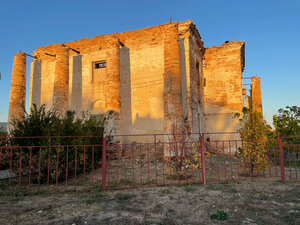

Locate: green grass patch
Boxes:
[210,210,228,220]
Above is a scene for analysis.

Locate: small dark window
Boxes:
[94,61,106,69]
[196,62,200,85]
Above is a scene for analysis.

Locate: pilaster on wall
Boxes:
[105,36,121,136]
[183,34,192,134]
[71,55,83,113]
[53,45,69,115]
[251,77,262,113]
[189,45,201,135]
[29,60,42,111]
[163,24,182,134]
[8,52,27,129]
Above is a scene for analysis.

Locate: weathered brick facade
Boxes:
[105,36,121,135]
[8,52,26,129]
[53,46,69,115]
[203,41,245,140]
[8,21,262,140]
[163,24,182,133]
[251,77,262,113]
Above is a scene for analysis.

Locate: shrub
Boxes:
[164,119,207,179]
[0,128,6,146]
[1,104,111,184]
[234,108,271,175]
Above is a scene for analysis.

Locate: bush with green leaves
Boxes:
[273,106,300,143]
[273,106,300,162]
[0,127,6,146]
[234,107,271,175]
[1,104,112,184]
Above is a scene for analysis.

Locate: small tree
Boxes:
[235,108,270,175]
[165,118,205,179]
[273,106,300,142]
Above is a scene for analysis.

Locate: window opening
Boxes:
[94,61,106,69]
[196,62,200,86]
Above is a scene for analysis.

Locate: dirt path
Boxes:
[0,179,299,225]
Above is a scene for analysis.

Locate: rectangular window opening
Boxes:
[94,61,106,69]
[196,62,200,86]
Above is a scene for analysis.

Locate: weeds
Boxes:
[85,191,106,204]
[161,189,171,194]
[184,185,196,192]
[115,192,136,201]
[206,183,237,193]
[0,190,26,202]
[210,210,228,220]
[158,217,176,225]
[142,221,155,225]
[152,203,163,214]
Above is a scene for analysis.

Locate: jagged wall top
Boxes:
[33,21,205,61]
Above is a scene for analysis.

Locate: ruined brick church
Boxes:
[8,21,262,139]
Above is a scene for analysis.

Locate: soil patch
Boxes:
[0,179,299,225]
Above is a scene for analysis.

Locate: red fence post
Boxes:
[278,133,286,183]
[47,137,51,191]
[102,137,107,190]
[200,134,207,185]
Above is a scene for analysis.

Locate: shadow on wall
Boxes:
[204,104,242,140]
[121,113,164,143]
[133,113,164,132]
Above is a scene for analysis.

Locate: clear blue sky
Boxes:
[0,0,299,126]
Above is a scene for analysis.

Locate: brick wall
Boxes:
[105,36,121,135]
[8,52,26,128]
[163,24,182,133]
[251,77,262,113]
[203,41,245,139]
[28,21,200,137]
[53,46,69,115]
[24,21,251,140]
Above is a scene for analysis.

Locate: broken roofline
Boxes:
[32,20,205,58]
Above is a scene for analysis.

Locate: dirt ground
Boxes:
[0,179,299,225]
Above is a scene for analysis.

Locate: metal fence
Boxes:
[0,133,299,192]
[0,136,104,191]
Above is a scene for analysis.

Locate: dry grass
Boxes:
[0,179,299,225]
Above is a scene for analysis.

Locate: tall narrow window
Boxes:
[196,62,200,86]
[92,60,106,83]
